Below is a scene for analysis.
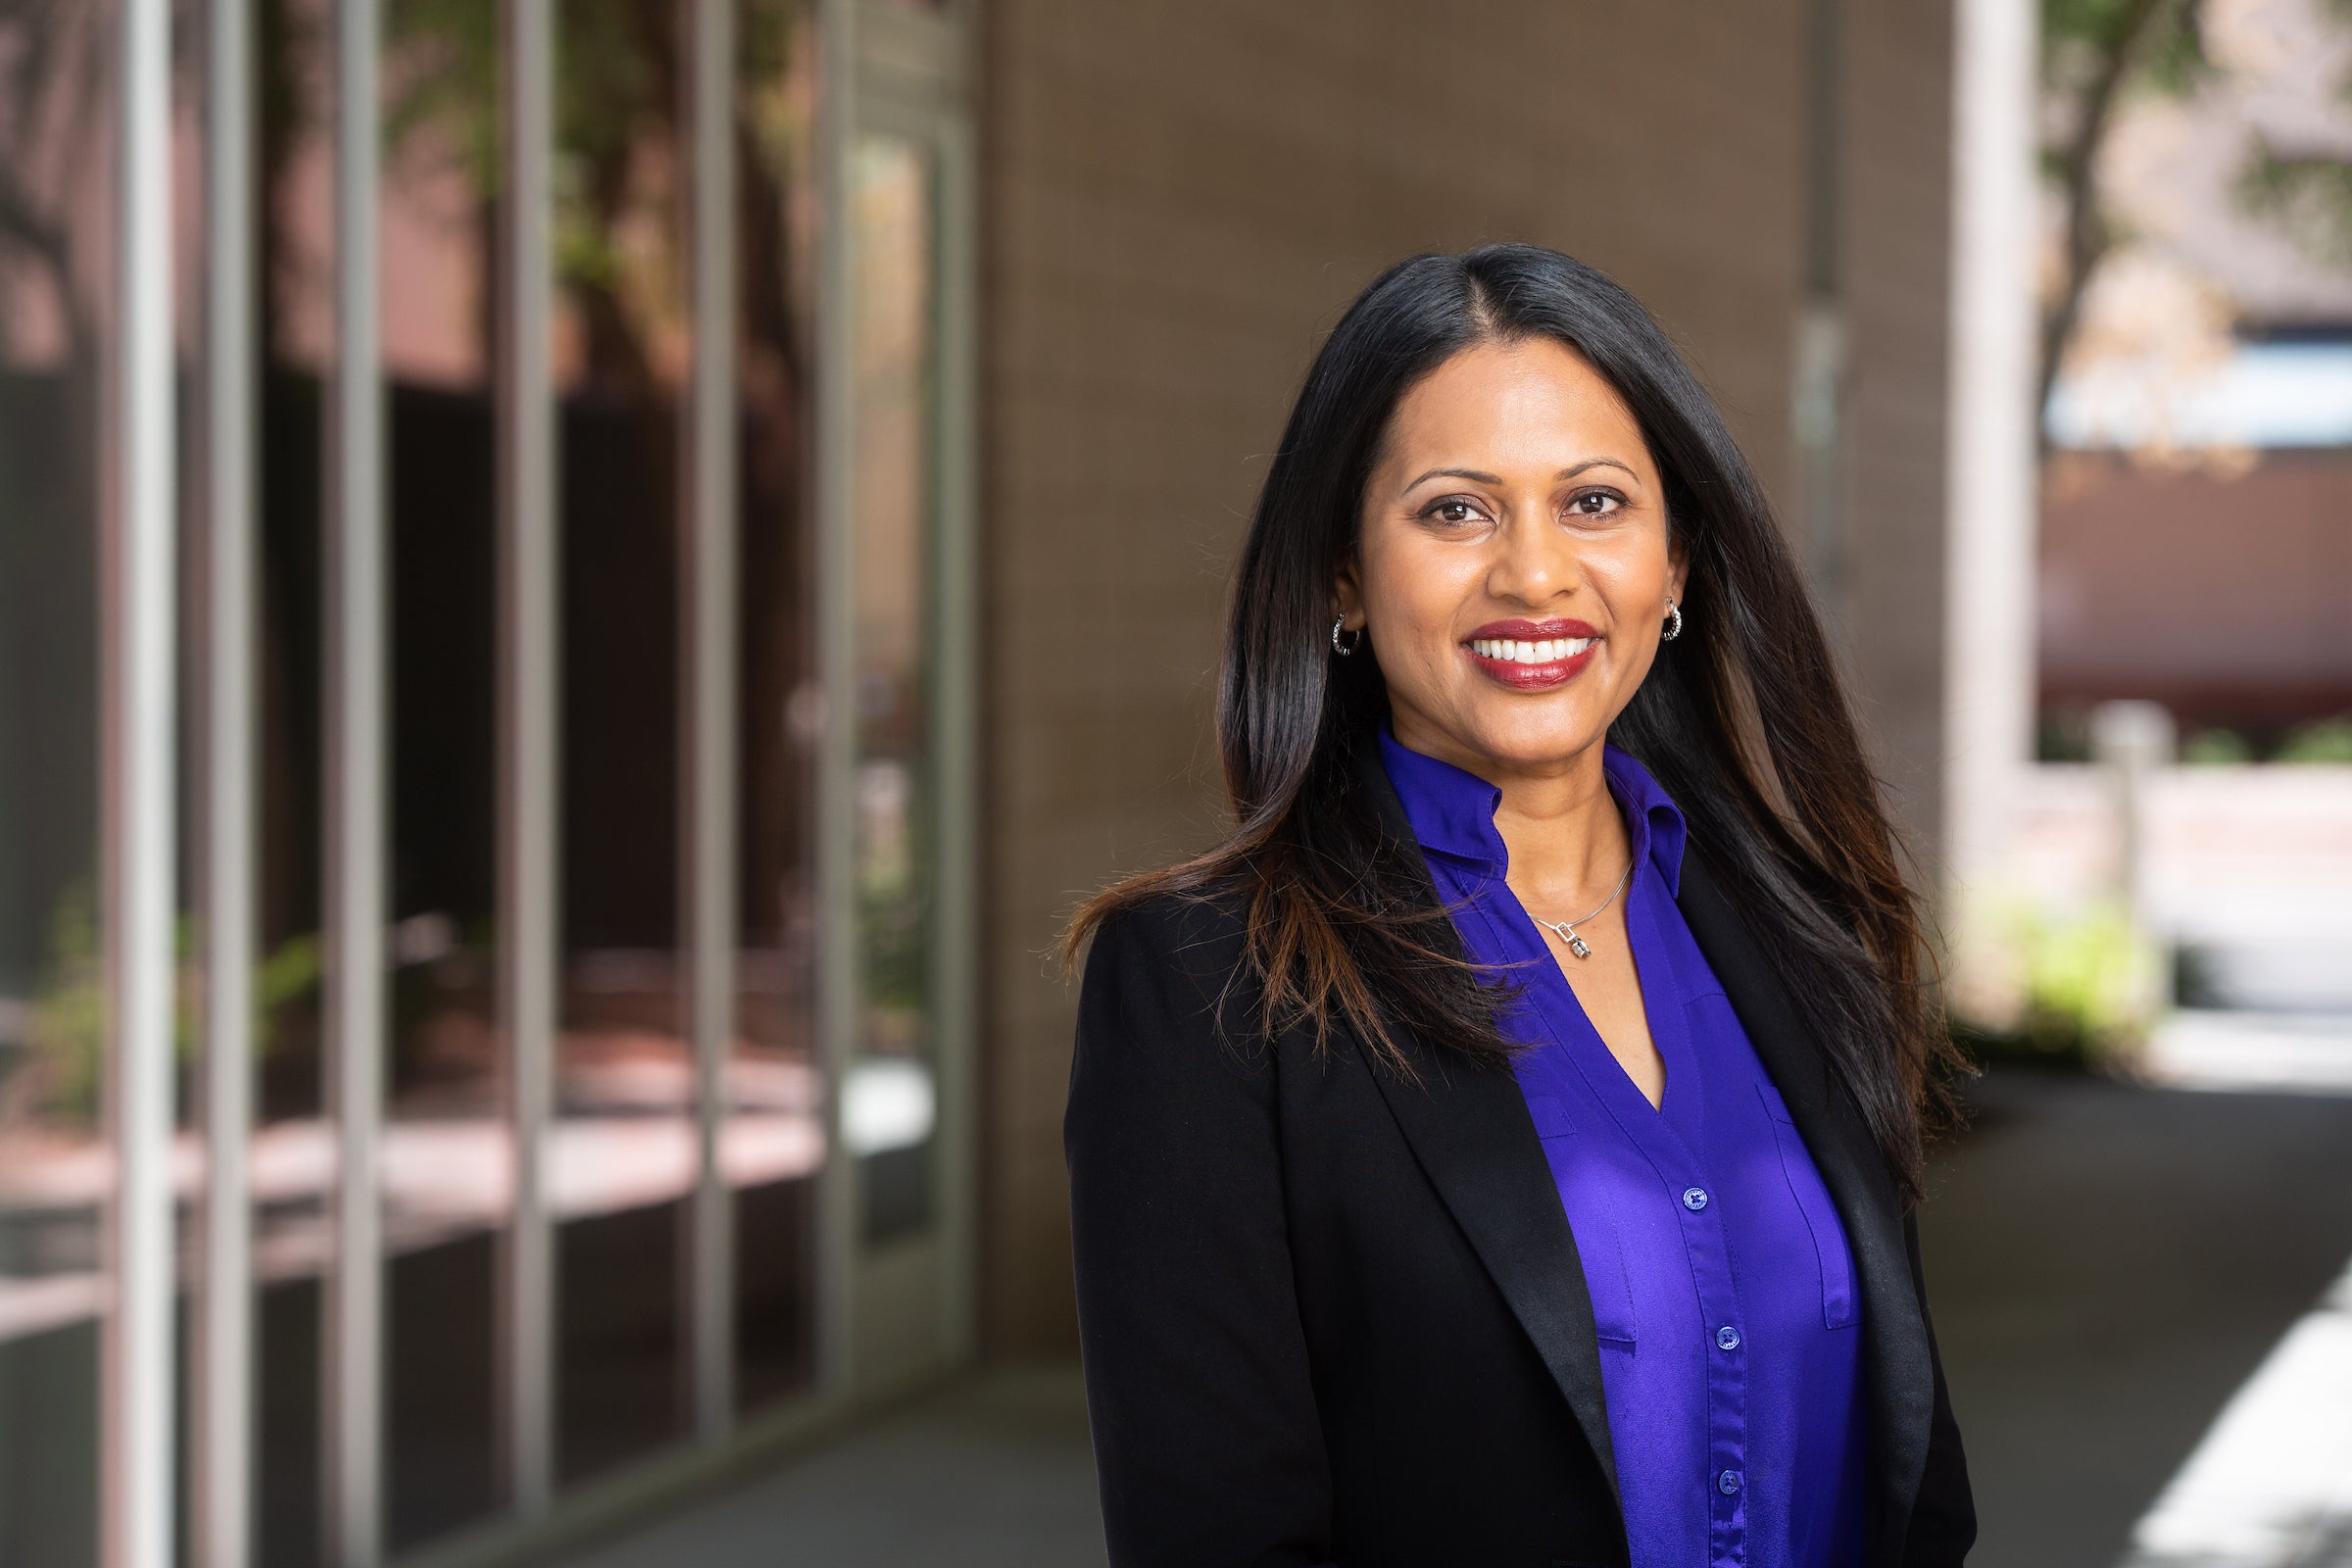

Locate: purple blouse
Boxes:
[1379,729,1867,1568]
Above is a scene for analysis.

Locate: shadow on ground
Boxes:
[1925,1069,2352,1568]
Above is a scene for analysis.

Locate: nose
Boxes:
[1484,506,1585,607]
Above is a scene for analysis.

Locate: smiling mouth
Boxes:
[1462,632,1598,689]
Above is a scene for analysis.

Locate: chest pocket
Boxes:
[1559,1201,1639,1348]
[1526,1099,1639,1348]
[1756,1084,1861,1330]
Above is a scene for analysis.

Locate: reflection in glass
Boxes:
[554,0,689,1485]
[2,2,868,1548]
[849,133,939,1243]
[379,7,504,1548]
[731,0,823,1412]
[248,11,337,1558]
[0,8,111,1562]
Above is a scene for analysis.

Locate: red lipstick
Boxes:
[1462,618,1600,691]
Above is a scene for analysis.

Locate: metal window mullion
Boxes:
[929,109,980,1368]
[102,2,178,1566]
[197,0,260,1564]
[682,0,740,1444]
[812,0,858,1399]
[498,0,559,1519]
[325,0,387,1562]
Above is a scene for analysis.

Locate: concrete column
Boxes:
[1942,0,2041,896]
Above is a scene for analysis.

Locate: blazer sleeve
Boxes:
[1903,1208,1978,1565]
[1064,898,1338,1568]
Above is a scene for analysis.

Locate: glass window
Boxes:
[846,131,940,1245]
[248,15,339,1558]
[379,6,506,1549]
[731,0,824,1413]
[553,0,691,1485]
[0,0,967,1554]
[0,8,112,1561]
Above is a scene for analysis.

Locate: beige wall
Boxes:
[974,0,1954,1352]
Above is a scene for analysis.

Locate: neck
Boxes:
[1388,716,1630,894]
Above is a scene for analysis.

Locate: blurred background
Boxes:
[1,0,2347,1564]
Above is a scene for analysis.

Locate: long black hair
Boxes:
[1067,244,1962,1200]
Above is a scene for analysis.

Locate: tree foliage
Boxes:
[2037,0,2211,433]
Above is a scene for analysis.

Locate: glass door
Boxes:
[827,15,977,1396]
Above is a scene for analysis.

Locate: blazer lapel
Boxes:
[1350,746,1623,1505]
[1675,852,1934,1563]
[1355,1031,1623,1502]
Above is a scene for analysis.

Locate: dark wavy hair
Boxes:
[1064,244,1963,1200]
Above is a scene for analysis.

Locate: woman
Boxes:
[1062,245,1975,1568]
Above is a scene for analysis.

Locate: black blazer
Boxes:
[1064,758,1975,1568]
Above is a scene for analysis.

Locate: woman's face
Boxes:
[1338,336,1686,778]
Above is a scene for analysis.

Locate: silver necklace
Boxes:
[1529,861,1633,959]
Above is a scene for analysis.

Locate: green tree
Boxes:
[2038,0,2213,431]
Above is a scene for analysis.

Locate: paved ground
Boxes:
[562,1364,1104,1568]
[567,1068,2352,1568]
[1922,1069,2352,1568]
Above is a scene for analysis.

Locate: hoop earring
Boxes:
[1331,615,1364,657]
[1662,598,1683,642]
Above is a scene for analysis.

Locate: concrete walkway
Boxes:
[1923,1070,2352,1568]
[565,1068,2352,1568]
[563,1364,1104,1568]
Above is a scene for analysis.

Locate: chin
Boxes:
[1458,701,1607,771]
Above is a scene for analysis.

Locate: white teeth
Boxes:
[1472,635,1596,664]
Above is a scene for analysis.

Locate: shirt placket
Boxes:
[1630,863,1749,1568]
[1677,1167,1748,1566]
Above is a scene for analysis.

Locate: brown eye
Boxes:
[1568,490,1623,518]
[1428,499,1482,524]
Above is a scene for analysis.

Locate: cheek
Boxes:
[1589,534,1673,605]
[1361,530,1474,638]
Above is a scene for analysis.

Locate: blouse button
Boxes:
[1717,1469,1742,1495]
[1715,1324,1741,1351]
[1682,1186,1710,1211]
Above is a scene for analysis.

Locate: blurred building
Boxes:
[0,1,1972,1565]
[2015,0,2352,1033]
[2038,0,2352,745]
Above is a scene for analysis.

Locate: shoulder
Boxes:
[1077,885,1256,1041]
[1066,883,1296,1136]
[1083,884,1250,978]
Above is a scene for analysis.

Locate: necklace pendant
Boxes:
[1535,860,1630,958]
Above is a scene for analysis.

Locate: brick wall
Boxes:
[2039,451,2352,727]
[974,0,1952,1352]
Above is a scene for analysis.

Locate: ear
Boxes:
[1333,555,1367,630]
[1667,535,1690,608]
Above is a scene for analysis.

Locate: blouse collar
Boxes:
[1375,724,1689,897]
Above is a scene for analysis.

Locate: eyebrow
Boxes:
[1400,458,1640,494]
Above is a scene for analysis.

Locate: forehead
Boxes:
[1383,337,1648,475]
